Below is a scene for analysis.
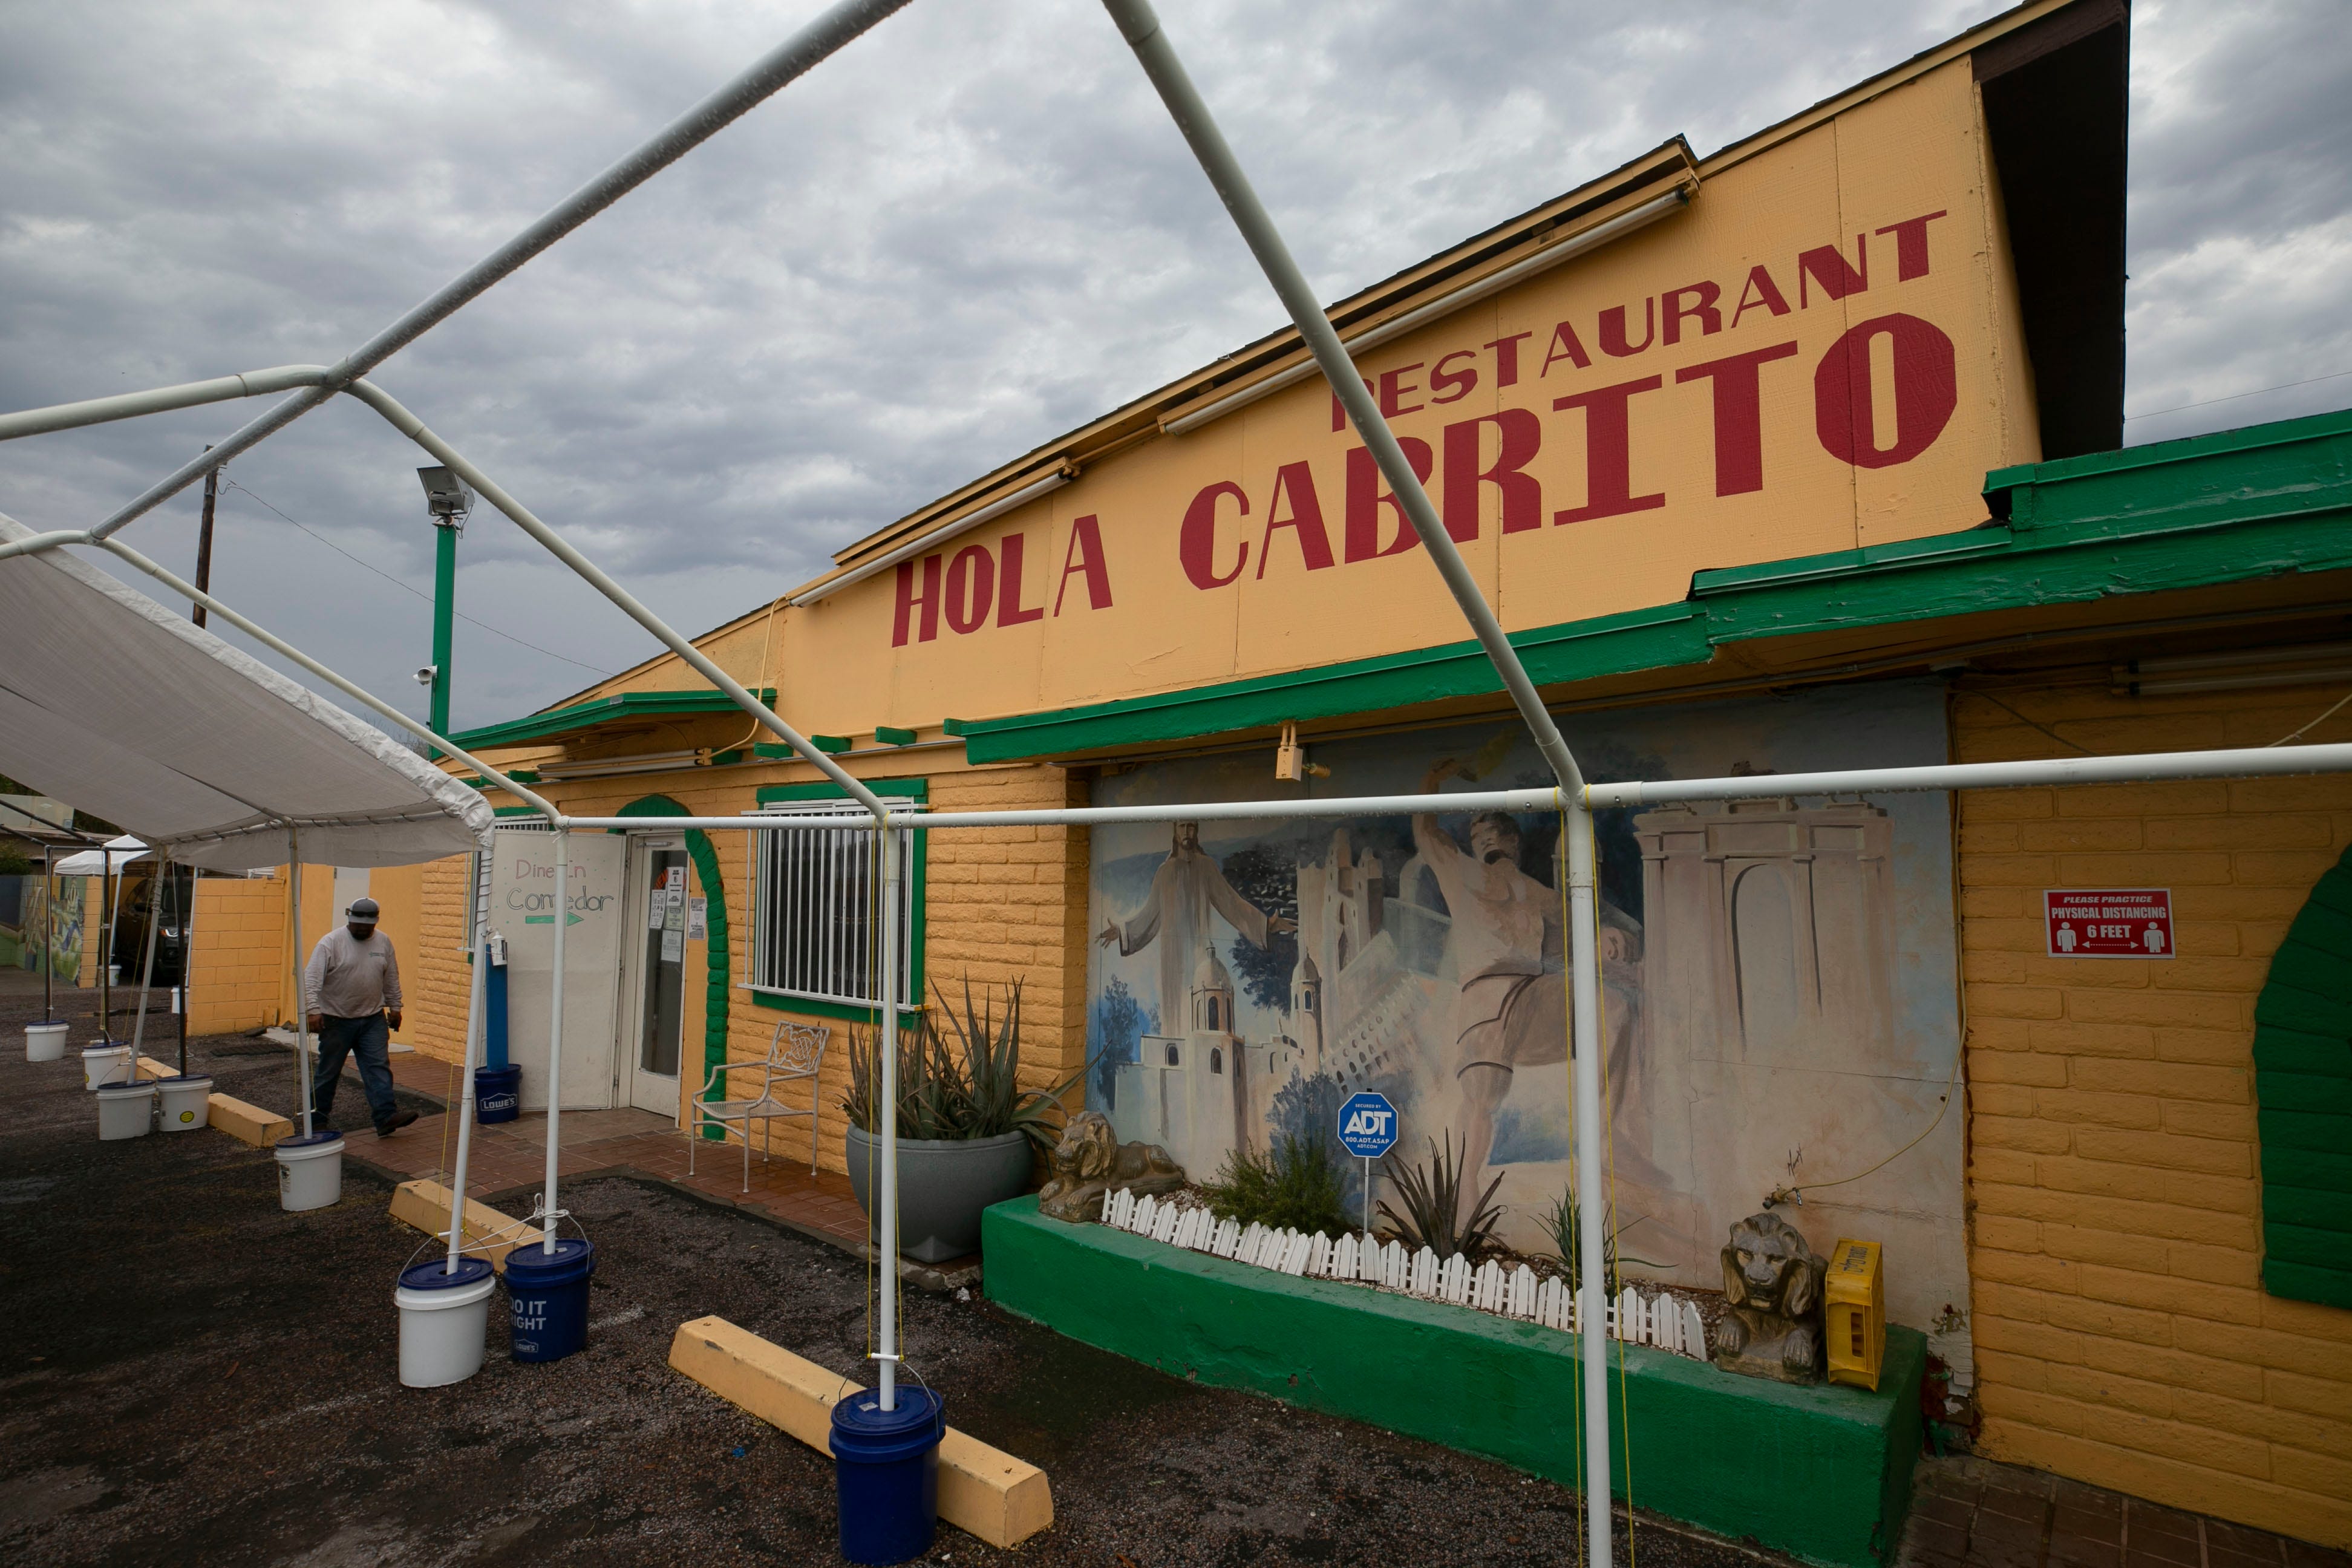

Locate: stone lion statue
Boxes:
[1036,1111,1185,1222]
[1713,1210,1826,1383]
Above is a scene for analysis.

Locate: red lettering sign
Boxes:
[2045,890,2174,958]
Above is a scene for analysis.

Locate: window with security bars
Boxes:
[750,799,920,1010]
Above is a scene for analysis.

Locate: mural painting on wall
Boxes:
[5,877,80,981]
[1087,682,1967,1342]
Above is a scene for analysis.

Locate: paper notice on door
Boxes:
[647,893,665,930]
[661,927,684,963]
[687,897,707,941]
[664,865,685,892]
[664,893,685,932]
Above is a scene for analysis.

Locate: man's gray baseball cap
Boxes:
[347,897,381,924]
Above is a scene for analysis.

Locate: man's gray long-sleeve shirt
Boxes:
[304,927,402,1017]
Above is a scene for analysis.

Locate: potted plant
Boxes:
[841,976,1074,1263]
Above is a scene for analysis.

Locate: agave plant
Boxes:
[1541,1186,1666,1295]
[1377,1132,1506,1258]
[841,975,1084,1149]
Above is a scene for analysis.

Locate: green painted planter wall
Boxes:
[984,1197,1924,1568]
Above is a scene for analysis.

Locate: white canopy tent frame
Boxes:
[1,0,2348,1548]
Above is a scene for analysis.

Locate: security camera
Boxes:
[416,465,475,522]
[414,665,439,687]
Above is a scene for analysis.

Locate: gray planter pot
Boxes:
[843,1125,1034,1263]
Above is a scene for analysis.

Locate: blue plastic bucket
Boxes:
[829,1385,944,1565]
[503,1237,595,1362]
[474,1064,521,1124]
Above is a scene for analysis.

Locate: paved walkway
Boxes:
[1897,1456,2348,1568]
[313,1039,880,1260]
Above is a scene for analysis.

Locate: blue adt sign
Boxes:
[1336,1092,1398,1158]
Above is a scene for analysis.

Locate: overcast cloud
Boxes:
[3,0,2348,733]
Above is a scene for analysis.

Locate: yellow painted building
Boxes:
[267,1,2344,1544]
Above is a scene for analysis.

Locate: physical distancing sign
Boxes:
[2045,889,2173,958]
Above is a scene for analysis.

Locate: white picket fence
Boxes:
[1100,1189,1710,1361]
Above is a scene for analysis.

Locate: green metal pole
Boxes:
[430,518,459,742]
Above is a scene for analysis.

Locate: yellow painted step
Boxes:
[668,1315,1051,1550]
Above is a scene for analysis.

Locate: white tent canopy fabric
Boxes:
[0,513,495,871]
[54,834,149,878]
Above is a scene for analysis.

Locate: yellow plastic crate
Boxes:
[1824,1238,1884,1392]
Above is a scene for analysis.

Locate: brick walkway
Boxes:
[1898,1456,2350,1568]
[325,1044,877,1258]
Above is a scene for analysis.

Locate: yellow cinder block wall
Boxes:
[1955,682,2352,1548]
[185,872,289,1034]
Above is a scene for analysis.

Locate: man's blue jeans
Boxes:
[312,1011,397,1132]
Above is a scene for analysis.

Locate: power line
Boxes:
[2125,367,2352,421]
[219,480,616,678]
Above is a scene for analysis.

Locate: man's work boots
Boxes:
[377,1108,420,1137]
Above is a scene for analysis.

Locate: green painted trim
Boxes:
[465,771,542,789]
[874,726,918,746]
[447,687,777,753]
[744,777,928,1019]
[746,987,920,1025]
[613,795,732,1138]
[983,1197,1924,1567]
[752,739,860,759]
[956,409,2352,764]
[2252,846,2352,1312]
[753,777,930,805]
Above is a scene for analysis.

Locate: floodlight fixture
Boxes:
[417,465,474,524]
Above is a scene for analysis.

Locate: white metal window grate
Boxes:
[749,799,918,1010]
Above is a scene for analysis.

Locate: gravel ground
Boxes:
[0,979,1788,1568]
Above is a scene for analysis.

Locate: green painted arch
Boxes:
[2250,843,2352,1310]
[614,795,733,1137]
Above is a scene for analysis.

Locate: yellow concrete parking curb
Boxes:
[387,1179,543,1270]
[206,1093,292,1147]
[668,1315,1051,1550]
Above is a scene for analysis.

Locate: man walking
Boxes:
[304,896,417,1136]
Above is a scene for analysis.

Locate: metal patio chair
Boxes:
[688,1019,828,1191]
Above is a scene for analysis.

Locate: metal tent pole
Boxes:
[877,824,902,1410]
[542,827,568,1254]
[447,924,491,1272]
[1097,6,1613,1561]
[131,851,163,1060]
[99,844,115,1041]
[40,844,53,1023]
[290,827,313,1138]
[174,862,189,1074]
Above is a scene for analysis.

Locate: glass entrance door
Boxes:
[628,843,687,1119]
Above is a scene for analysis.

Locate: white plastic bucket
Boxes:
[275,1132,346,1212]
[25,1022,68,1063]
[82,1044,133,1090]
[157,1076,214,1132]
[394,1258,497,1387]
[97,1082,155,1140]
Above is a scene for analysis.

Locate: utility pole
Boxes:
[416,466,475,751]
[191,448,219,628]
[430,515,459,736]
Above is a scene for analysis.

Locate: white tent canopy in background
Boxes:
[54,834,149,878]
[0,512,495,871]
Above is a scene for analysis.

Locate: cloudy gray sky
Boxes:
[4,0,2348,734]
